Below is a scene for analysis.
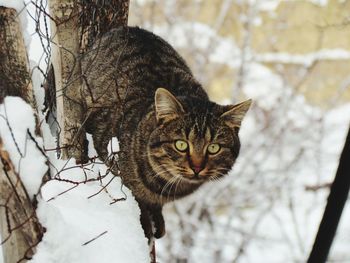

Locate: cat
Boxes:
[81,26,251,240]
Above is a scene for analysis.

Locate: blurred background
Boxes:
[128,0,350,262]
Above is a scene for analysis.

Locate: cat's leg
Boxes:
[137,201,154,241]
[92,124,121,176]
[74,126,89,164]
[151,206,166,239]
[92,130,110,162]
[85,108,110,162]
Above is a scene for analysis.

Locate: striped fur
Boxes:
[81,26,251,239]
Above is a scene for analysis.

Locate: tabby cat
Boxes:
[81,26,251,239]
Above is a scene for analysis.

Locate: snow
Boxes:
[0,98,150,263]
[152,22,240,58]
[0,0,26,13]
[32,165,149,263]
[0,97,47,198]
[244,0,329,10]
[309,0,328,6]
[255,49,350,66]
[108,137,120,156]
[153,22,223,50]
[242,62,285,110]
[134,0,149,6]
[248,0,281,12]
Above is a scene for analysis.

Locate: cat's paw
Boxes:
[154,224,166,239]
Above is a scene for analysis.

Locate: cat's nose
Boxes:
[190,156,204,174]
[191,165,204,174]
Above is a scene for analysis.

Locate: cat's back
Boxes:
[82,26,199,110]
[106,26,192,74]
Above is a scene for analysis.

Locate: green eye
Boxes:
[175,140,188,152]
[207,143,221,154]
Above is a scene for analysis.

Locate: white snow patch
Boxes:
[13,143,150,263]
[255,49,350,66]
[0,97,47,198]
[257,0,281,12]
[86,134,98,158]
[309,0,328,6]
[0,0,26,12]
[31,172,149,263]
[152,22,240,66]
[242,63,284,110]
[209,37,241,68]
[27,1,50,69]
[108,137,120,156]
[134,0,150,5]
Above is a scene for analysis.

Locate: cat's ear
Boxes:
[220,99,252,129]
[155,88,184,123]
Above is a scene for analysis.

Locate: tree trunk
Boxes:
[48,0,87,162]
[0,139,43,263]
[47,0,130,162]
[0,7,36,108]
[0,6,44,263]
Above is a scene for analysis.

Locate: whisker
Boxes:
[173,175,183,200]
[161,175,180,203]
[160,175,178,202]
[149,168,178,183]
[167,175,183,202]
[152,167,178,177]
[208,172,227,183]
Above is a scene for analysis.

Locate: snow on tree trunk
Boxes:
[0,7,44,263]
[0,139,43,263]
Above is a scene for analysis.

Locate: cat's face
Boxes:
[147,88,251,186]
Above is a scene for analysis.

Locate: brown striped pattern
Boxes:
[81,26,251,238]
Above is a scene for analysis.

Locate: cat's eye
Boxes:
[207,143,221,154]
[175,140,188,152]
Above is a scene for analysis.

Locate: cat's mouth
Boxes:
[181,173,206,184]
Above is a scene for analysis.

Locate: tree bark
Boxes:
[0,7,36,109]
[0,6,44,263]
[0,139,43,263]
[48,0,87,162]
